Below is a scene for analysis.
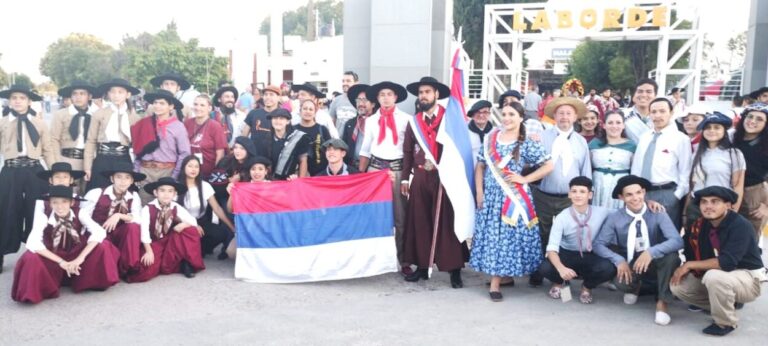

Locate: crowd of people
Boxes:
[0,71,766,337]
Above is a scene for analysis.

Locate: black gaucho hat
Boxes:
[144,89,185,112]
[143,177,186,195]
[347,84,371,107]
[265,108,292,121]
[58,80,98,98]
[40,185,86,201]
[100,161,147,182]
[611,175,651,199]
[213,86,239,107]
[693,186,738,205]
[366,81,408,104]
[0,84,43,102]
[150,72,191,91]
[291,82,326,99]
[37,162,86,181]
[406,76,450,100]
[97,78,141,96]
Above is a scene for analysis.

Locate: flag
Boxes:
[434,48,477,242]
[231,171,398,283]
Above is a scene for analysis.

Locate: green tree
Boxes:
[39,33,115,87]
[115,22,228,93]
[14,73,35,89]
[259,0,343,38]
[608,56,635,92]
[567,42,621,90]
[0,53,8,87]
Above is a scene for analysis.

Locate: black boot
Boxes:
[528,271,543,287]
[180,261,195,278]
[404,268,429,282]
[450,269,463,289]
[0,255,4,274]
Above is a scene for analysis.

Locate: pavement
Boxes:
[1,248,766,346]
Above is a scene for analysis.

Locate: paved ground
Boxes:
[1,247,766,346]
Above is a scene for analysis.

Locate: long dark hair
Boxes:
[689,123,742,190]
[733,110,768,153]
[595,109,627,145]
[502,102,527,162]
[177,155,205,214]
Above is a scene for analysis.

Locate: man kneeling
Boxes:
[671,186,767,336]
[538,176,616,304]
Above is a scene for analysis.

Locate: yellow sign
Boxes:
[512,6,668,31]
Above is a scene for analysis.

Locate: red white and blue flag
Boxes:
[231,171,398,283]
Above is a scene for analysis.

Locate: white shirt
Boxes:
[631,123,693,199]
[291,108,340,139]
[359,107,411,161]
[225,110,247,147]
[79,186,142,236]
[182,181,216,219]
[7,113,28,156]
[27,209,105,253]
[104,102,132,142]
[623,107,652,144]
[139,200,198,244]
[691,147,746,193]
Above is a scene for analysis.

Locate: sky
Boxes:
[0,0,752,84]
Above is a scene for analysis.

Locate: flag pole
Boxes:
[427,183,444,278]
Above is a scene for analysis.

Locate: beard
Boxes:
[418,99,436,112]
[220,103,236,114]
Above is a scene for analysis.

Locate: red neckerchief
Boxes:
[156,116,177,139]
[377,107,398,145]
[353,115,366,141]
[415,106,445,157]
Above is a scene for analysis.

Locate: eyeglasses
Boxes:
[745,114,766,123]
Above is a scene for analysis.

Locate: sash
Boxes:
[484,130,537,229]
[275,129,307,177]
[407,115,439,169]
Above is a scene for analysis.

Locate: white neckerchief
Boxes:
[551,128,574,176]
[106,102,132,141]
[625,204,650,262]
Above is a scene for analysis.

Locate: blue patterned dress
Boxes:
[470,133,550,277]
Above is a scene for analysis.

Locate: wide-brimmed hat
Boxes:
[265,108,292,121]
[291,82,326,99]
[697,112,733,131]
[150,72,191,90]
[143,177,187,195]
[100,161,147,182]
[213,86,239,107]
[544,97,587,118]
[693,186,738,205]
[234,136,258,157]
[58,80,98,98]
[467,100,492,117]
[366,81,408,104]
[612,175,651,199]
[262,85,281,96]
[406,77,450,99]
[144,89,185,112]
[37,162,86,181]
[97,78,140,96]
[0,84,42,101]
[245,156,272,169]
[40,185,86,202]
[347,84,371,107]
[749,87,768,100]
[497,90,523,108]
[322,138,349,151]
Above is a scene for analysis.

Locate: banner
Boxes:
[231,171,398,283]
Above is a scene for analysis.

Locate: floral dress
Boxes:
[589,139,636,209]
[470,133,550,277]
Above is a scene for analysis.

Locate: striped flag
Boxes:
[231,171,398,283]
[436,48,476,241]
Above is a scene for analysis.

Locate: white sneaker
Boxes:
[655,311,671,326]
[623,293,639,305]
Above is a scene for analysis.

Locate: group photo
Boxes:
[0,0,766,344]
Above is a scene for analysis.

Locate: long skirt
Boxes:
[11,241,120,304]
[0,164,46,255]
[125,226,205,283]
[107,223,142,276]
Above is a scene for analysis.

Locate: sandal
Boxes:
[548,286,561,299]
[579,288,593,304]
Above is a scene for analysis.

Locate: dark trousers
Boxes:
[198,208,231,255]
[614,252,681,303]
[646,188,682,230]
[538,249,617,289]
[0,164,46,255]
[531,187,572,253]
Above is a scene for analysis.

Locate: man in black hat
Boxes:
[340,83,374,166]
[593,175,683,326]
[314,139,359,176]
[358,80,412,276]
[213,85,246,147]
[84,78,140,191]
[253,108,310,180]
[400,76,468,288]
[50,80,99,194]
[671,186,767,336]
[329,71,359,136]
[290,82,339,138]
[0,84,55,272]
[467,100,493,167]
[131,90,191,204]
[749,86,768,104]
[150,72,199,114]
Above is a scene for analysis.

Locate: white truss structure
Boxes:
[481,0,704,103]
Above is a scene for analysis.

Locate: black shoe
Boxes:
[404,268,428,282]
[450,269,463,289]
[217,252,229,260]
[489,291,503,302]
[735,302,744,310]
[688,305,704,312]
[702,323,735,336]
[528,272,543,287]
[180,261,195,278]
[0,255,4,274]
